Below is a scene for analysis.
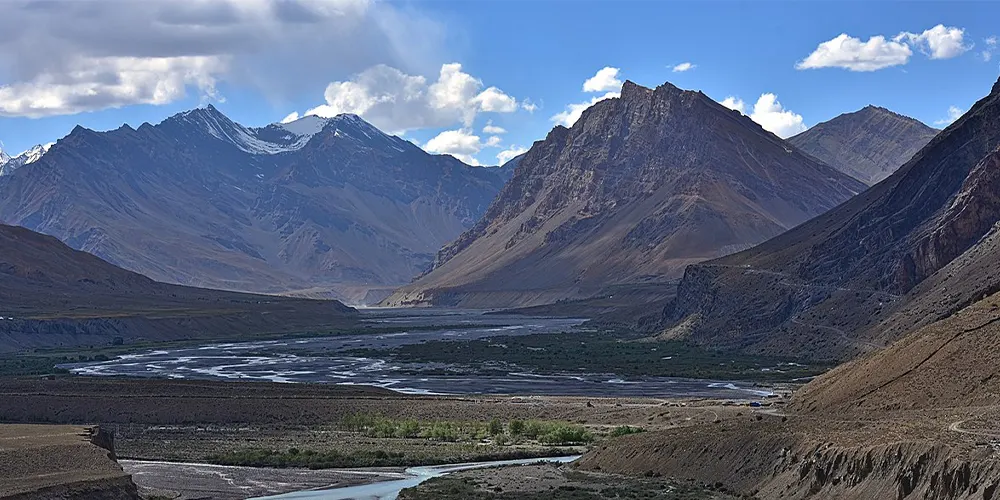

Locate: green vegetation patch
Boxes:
[349,330,830,382]
[338,414,595,446]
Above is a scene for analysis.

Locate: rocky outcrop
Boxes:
[788,106,938,185]
[385,80,865,309]
[0,425,138,499]
[664,76,1000,360]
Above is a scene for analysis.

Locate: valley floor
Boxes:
[0,376,769,499]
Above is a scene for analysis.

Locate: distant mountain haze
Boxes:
[384,80,867,309]
[788,106,938,185]
[0,107,511,305]
[0,223,356,352]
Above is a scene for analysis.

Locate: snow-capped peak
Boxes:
[0,143,53,176]
[278,115,330,137]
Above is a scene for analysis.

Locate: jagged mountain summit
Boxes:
[788,105,938,185]
[664,76,1000,361]
[384,80,866,309]
[0,107,510,304]
[0,143,52,177]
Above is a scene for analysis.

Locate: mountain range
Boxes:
[663,77,1000,362]
[788,105,938,185]
[385,81,868,308]
[0,107,510,305]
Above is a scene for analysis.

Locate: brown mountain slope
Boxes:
[0,223,355,352]
[663,77,1000,361]
[792,147,1000,412]
[384,80,865,309]
[787,106,938,185]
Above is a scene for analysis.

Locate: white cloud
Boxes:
[424,129,485,165]
[719,94,806,138]
[280,111,301,124]
[0,0,445,117]
[472,87,518,113]
[497,145,528,164]
[552,68,625,127]
[749,93,807,138]
[582,67,623,92]
[0,55,225,117]
[719,96,746,114]
[934,105,964,126]
[796,33,912,71]
[551,91,619,127]
[304,63,520,133]
[423,127,507,166]
[983,36,998,62]
[521,100,538,113]
[896,25,970,59]
[672,62,695,72]
[482,121,506,134]
[797,25,972,73]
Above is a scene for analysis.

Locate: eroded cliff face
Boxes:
[579,422,1000,500]
[0,425,138,500]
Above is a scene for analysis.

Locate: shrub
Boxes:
[609,426,645,437]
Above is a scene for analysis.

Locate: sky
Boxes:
[0,0,999,165]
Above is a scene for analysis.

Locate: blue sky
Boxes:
[1,0,998,165]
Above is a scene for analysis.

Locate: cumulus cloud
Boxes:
[749,94,807,138]
[797,25,971,72]
[551,68,625,127]
[896,25,971,59]
[720,96,746,114]
[497,145,528,164]
[934,105,964,126]
[796,34,912,71]
[718,94,806,138]
[0,55,225,117]
[551,92,619,127]
[304,63,520,132]
[582,67,623,92]
[472,87,518,113]
[424,129,485,165]
[0,0,445,117]
[280,111,301,124]
[672,62,695,72]
[423,128,508,166]
[482,121,507,134]
[521,100,538,113]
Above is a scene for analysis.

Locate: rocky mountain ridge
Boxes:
[0,107,510,304]
[385,80,866,308]
[788,105,938,185]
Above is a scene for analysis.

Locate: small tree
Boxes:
[509,419,525,437]
[487,417,504,436]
